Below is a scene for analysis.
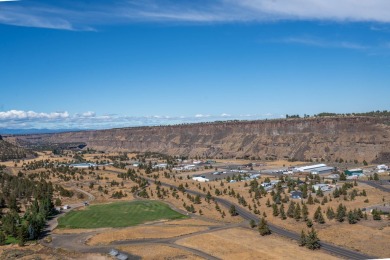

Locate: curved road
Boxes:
[358,180,390,193]
[43,221,244,259]
[106,169,377,260]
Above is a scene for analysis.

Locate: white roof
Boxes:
[296,164,327,171]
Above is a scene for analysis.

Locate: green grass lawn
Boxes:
[57,200,187,229]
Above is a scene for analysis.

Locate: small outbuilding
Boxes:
[345,168,363,176]
[290,191,303,199]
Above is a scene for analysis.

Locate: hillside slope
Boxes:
[0,135,34,161]
[9,116,390,163]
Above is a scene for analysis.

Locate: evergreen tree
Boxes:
[272,203,279,216]
[302,203,309,221]
[305,228,321,250]
[326,207,335,220]
[316,188,324,197]
[302,184,308,199]
[17,225,27,247]
[299,229,306,246]
[249,219,256,228]
[294,203,301,221]
[372,209,382,220]
[0,231,5,246]
[258,217,271,236]
[194,194,201,204]
[307,193,314,204]
[314,206,325,224]
[306,219,313,227]
[229,205,238,216]
[348,210,358,224]
[336,203,346,222]
[287,201,295,218]
[280,204,286,220]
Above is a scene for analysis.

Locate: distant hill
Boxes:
[7,116,390,163]
[0,135,35,161]
[0,128,85,135]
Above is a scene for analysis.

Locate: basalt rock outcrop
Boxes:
[8,116,390,163]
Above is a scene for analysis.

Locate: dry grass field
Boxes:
[0,244,110,260]
[3,151,389,259]
[88,225,209,245]
[176,227,337,260]
[118,244,202,260]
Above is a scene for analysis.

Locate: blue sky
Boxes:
[1,0,390,130]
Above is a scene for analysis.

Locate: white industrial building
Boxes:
[295,164,327,172]
[311,166,335,175]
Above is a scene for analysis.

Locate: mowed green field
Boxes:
[58,200,187,229]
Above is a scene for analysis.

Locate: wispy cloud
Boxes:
[0,109,281,130]
[280,36,368,50]
[1,0,390,30]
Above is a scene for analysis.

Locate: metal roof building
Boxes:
[311,166,335,174]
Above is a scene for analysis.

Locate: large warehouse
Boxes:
[311,166,335,175]
[295,164,327,172]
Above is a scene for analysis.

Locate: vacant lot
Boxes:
[88,225,208,245]
[58,200,186,229]
[176,227,337,260]
[118,244,202,260]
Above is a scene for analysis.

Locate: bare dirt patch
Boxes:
[176,227,337,260]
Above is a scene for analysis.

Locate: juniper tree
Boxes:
[299,229,306,247]
[258,217,271,236]
[280,204,287,220]
[326,207,335,220]
[249,219,256,228]
[336,203,346,222]
[272,203,279,216]
[314,206,325,224]
[305,228,321,250]
[302,203,309,221]
[229,205,238,216]
[294,203,302,221]
[287,201,295,218]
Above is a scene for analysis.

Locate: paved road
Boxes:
[127,172,377,260]
[44,187,96,233]
[358,180,390,193]
[41,184,223,259]
[43,221,243,260]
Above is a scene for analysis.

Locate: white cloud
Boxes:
[195,114,211,118]
[0,110,69,120]
[280,36,368,50]
[1,0,390,30]
[236,0,390,22]
[0,109,279,130]
[82,111,96,117]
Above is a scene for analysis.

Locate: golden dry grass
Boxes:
[176,227,337,260]
[165,218,219,226]
[318,224,390,258]
[88,225,209,245]
[118,244,202,260]
[0,244,111,260]
[53,228,107,234]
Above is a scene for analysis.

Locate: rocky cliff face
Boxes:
[10,116,390,163]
